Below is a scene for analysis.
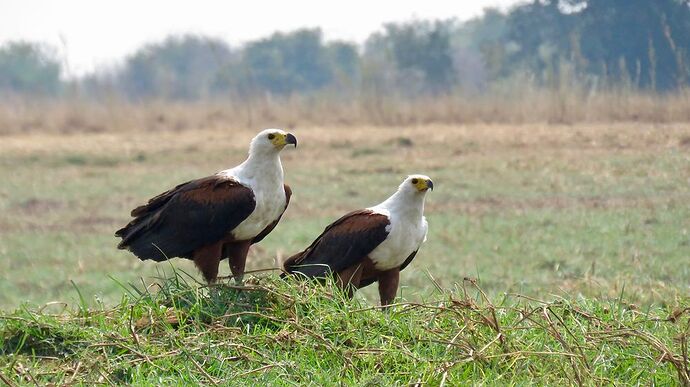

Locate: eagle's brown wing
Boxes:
[116,175,255,261]
[282,209,390,278]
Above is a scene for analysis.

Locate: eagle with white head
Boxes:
[116,129,297,284]
[282,175,433,306]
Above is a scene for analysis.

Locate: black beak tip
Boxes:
[286,133,297,147]
[428,180,434,191]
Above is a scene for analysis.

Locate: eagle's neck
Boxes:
[235,151,284,185]
[375,190,425,220]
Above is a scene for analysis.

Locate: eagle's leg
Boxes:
[377,268,400,308]
[336,265,363,299]
[224,240,251,285]
[192,242,223,284]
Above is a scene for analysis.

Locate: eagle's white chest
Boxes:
[220,156,286,242]
[368,210,428,271]
[231,182,285,241]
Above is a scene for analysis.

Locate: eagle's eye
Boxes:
[411,178,419,185]
[268,133,276,140]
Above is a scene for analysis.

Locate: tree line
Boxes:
[2,0,690,101]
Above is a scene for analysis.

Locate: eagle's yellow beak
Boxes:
[272,133,298,148]
[416,178,434,192]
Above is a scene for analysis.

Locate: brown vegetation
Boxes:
[2,88,690,135]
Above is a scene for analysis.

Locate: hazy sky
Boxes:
[0,0,521,76]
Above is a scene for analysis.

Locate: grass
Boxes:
[1,114,689,383]
[0,274,688,385]
[2,89,690,136]
[1,122,689,309]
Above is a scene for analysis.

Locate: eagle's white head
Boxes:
[371,174,433,215]
[398,174,434,195]
[249,128,298,156]
[227,128,297,183]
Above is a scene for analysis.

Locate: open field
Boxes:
[1,120,689,309]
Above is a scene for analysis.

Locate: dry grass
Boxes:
[2,88,690,135]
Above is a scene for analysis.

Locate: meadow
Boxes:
[0,105,689,384]
[1,114,689,308]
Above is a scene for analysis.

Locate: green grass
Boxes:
[1,123,690,383]
[1,274,688,385]
[1,124,690,309]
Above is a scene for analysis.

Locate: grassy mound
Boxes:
[1,274,689,385]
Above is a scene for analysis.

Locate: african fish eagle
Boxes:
[116,129,297,284]
[282,175,433,306]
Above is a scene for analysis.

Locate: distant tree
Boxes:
[71,1,690,101]
[237,28,345,95]
[451,8,509,90]
[119,35,233,100]
[326,41,359,85]
[359,33,401,103]
[0,42,62,96]
[375,20,457,94]
[575,0,690,90]
[505,1,574,79]
[505,0,690,90]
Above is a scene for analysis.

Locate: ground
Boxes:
[0,123,689,309]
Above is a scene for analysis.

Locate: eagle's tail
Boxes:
[115,214,172,262]
[279,251,304,278]
[279,251,335,280]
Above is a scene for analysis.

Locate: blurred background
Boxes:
[0,0,689,309]
[1,0,690,125]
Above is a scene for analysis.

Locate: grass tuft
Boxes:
[1,273,688,385]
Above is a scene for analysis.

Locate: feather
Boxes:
[116,175,255,261]
[283,209,390,277]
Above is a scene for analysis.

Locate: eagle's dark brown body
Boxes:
[282,209,418,306]
[116,175,291,282]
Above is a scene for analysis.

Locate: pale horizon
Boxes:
[0,0,521,76]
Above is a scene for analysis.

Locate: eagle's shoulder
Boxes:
[127,174,250,218]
